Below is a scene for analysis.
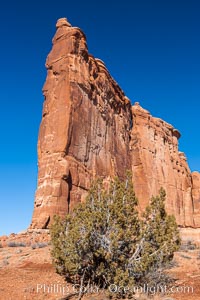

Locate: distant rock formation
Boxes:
[30,18,200,229]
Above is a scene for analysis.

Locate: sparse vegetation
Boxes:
[31,242,48,249]
[51,173,180,299]
[7,242,26,247]
[180,239,197,251]
[0,259,9,267]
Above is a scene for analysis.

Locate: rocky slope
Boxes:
[30,18,200,229]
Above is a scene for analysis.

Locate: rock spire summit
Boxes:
[56,17,72,28]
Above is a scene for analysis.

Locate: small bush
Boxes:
[7,242,17,247]
[0,259,9,267]
[180,240,197,251]
[139,267,175,293]
[51,174,180,299]
[18,242,26,247]
[31,242,48,249]
[7,241,26,247]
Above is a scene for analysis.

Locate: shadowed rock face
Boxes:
[30,18,200,229]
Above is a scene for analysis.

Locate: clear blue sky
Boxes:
[0,0,199,235]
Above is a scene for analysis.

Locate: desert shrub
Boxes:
[180,240,197,251]
[1,259,9,267]
[31,242,48,249]
[7,242,17,247]
[139,267,174,292]
[137,188,181,280]
[51,174,180,299]
[17,242,26,247]
[7,241,26,247]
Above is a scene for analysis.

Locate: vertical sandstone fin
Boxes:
[30,18,200,229]
[30,18,132,228]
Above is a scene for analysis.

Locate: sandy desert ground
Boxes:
[0,231,200,300]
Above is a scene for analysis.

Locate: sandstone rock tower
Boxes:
[30,18,200,229]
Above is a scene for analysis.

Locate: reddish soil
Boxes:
[0,232,199,300]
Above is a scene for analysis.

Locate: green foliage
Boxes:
[140,188,180,269]
[136,188,181,285]
[50,174,180,298]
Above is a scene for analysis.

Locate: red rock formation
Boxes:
[30,18,132,228]
[131,102,196,226]
[30,18,200,229]
[192,172,200,227]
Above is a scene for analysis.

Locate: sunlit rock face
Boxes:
[130,103,196,227]
[30,18,200,229]
[192,172,200,227]
[30,18,132,228]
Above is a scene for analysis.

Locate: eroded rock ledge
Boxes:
[30,18,200,229]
